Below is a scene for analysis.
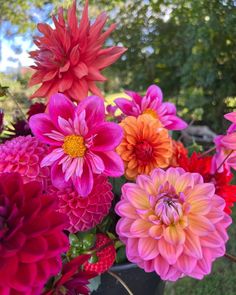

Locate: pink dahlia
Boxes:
[0,172,69,294]
[29,93,124,196]
[0,136,50,190]
[224,111,236,133]
[53,175,114,232]
[115,85,187,130]
[211,135,236,173]
[29,0,126,101]
[115,167,231,281]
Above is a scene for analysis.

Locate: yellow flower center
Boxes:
[62,135,86,158]
[142,108,158,119]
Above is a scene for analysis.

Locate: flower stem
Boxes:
[7,89,27,121]
[225,252,236,263]
[198,146,216,157]
[107,270,134,295]
[83,239,118,255]
[216,150,234,172]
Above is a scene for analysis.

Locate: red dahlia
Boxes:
[29,0,126,101]
[0,173,69,294]
[178,152,236,214]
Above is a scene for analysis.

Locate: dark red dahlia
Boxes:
[43,255,96,295]
[0,173,69,294]
[178,152,236,214]
[27,102,46,119]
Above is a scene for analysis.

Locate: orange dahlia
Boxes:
[117,114,172,180]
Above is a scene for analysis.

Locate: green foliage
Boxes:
[2,1,236,132]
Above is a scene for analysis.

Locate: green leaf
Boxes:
[89,254,99,264]
[116,246,127,264]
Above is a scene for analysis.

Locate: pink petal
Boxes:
[49,93,75,129]
[221,133,236,150]
[41,148,64,167]
[96,151,124,177]
[154,255,169,279]
[146,84,163,103]
[130,219,152,238]
[163,115,188,130]
[51,161,71,189]
[29,113,61,146]
[176,254,197,274]
[138,238,159,260]
[58,116,74,134]
[86,152,105,174]
[184,231,203,259]
[115,98,137,116]
[73,111,88,136]
[65,158,79,181]
[73,160,93,197]
[224,111,236,123]
[76,96,105,129]
[91,122,123,151]
[158,239,183,265]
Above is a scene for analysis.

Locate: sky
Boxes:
[0,37,35,72]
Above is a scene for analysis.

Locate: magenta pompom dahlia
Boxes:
[0,173,69,294]
[0,136,50,190]
[115,167,231,281]
[29,93,124,196]
[115,84,187,130]
[53,175,114,232]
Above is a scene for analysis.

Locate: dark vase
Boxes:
[92,263,165,295]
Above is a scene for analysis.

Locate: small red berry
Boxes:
[83,234,116,275]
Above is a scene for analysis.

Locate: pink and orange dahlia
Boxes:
[29,0,126,101]
[117,114,172,180]
[115,167,231,281]
[29,93,124,196]
[0,172,68,294]
[115,85,187,130]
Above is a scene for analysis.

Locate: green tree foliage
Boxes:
[1,0,236,130]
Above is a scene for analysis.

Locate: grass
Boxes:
[164,207,236,295]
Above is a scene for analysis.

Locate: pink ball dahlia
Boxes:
[53,175,114,232]
[115,167,231,281]
[0,136,50,190]
[29,93,124,197]
[115,84,187,130]
[29,0,126,101]
[0,172,69,294]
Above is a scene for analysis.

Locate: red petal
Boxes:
[94,47,127,69]
[73,62,88,79]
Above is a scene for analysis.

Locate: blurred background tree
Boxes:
[0,0,236,132]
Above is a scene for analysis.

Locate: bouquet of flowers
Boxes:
[0,1,236,294]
